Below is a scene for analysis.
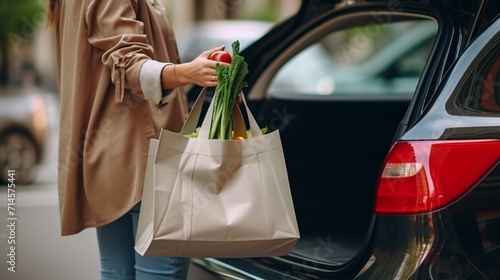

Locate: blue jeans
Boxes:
[96,204,190,280]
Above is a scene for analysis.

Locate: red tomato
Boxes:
[209,51,232,63]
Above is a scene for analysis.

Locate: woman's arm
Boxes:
[85,0,228,106]
[161,45,228,89]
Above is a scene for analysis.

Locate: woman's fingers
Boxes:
[185,45,232,87]
[200,45,226,58]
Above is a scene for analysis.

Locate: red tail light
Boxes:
[375,140,500,215]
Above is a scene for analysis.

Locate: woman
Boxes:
[47,0,225,278]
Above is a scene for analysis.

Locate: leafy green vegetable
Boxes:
[209,41,249,139]
[184,127,200,138]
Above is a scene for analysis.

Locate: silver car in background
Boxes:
[0,87,49,184]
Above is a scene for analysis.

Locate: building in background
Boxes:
[2,0,300,93]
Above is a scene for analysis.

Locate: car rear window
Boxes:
[268,20,438,98]
[447,35,500,116]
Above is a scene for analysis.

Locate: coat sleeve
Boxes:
[86,0,166,104]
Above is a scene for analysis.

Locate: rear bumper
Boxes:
[362,213,486,279]
[191,212,487,279]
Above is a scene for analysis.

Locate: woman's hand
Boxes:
[180,45,231,87]
[161,46,231,89]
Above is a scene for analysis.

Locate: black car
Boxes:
[188,0,500,279]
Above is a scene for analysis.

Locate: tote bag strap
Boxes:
[180,87,207,136]
[239,92,263,138]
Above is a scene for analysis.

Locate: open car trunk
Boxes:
[188,0,500,278]
[245,95,410,278]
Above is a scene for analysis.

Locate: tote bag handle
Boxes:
[181,88,262,139]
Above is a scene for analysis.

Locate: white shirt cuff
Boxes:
[140,60,173,104]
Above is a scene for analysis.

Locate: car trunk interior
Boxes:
[249,96,411,276]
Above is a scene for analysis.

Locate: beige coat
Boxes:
[54,0,188,235]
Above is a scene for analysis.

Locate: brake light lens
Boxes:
[375,140,500,215]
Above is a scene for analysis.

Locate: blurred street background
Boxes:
[0,0,300,279]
